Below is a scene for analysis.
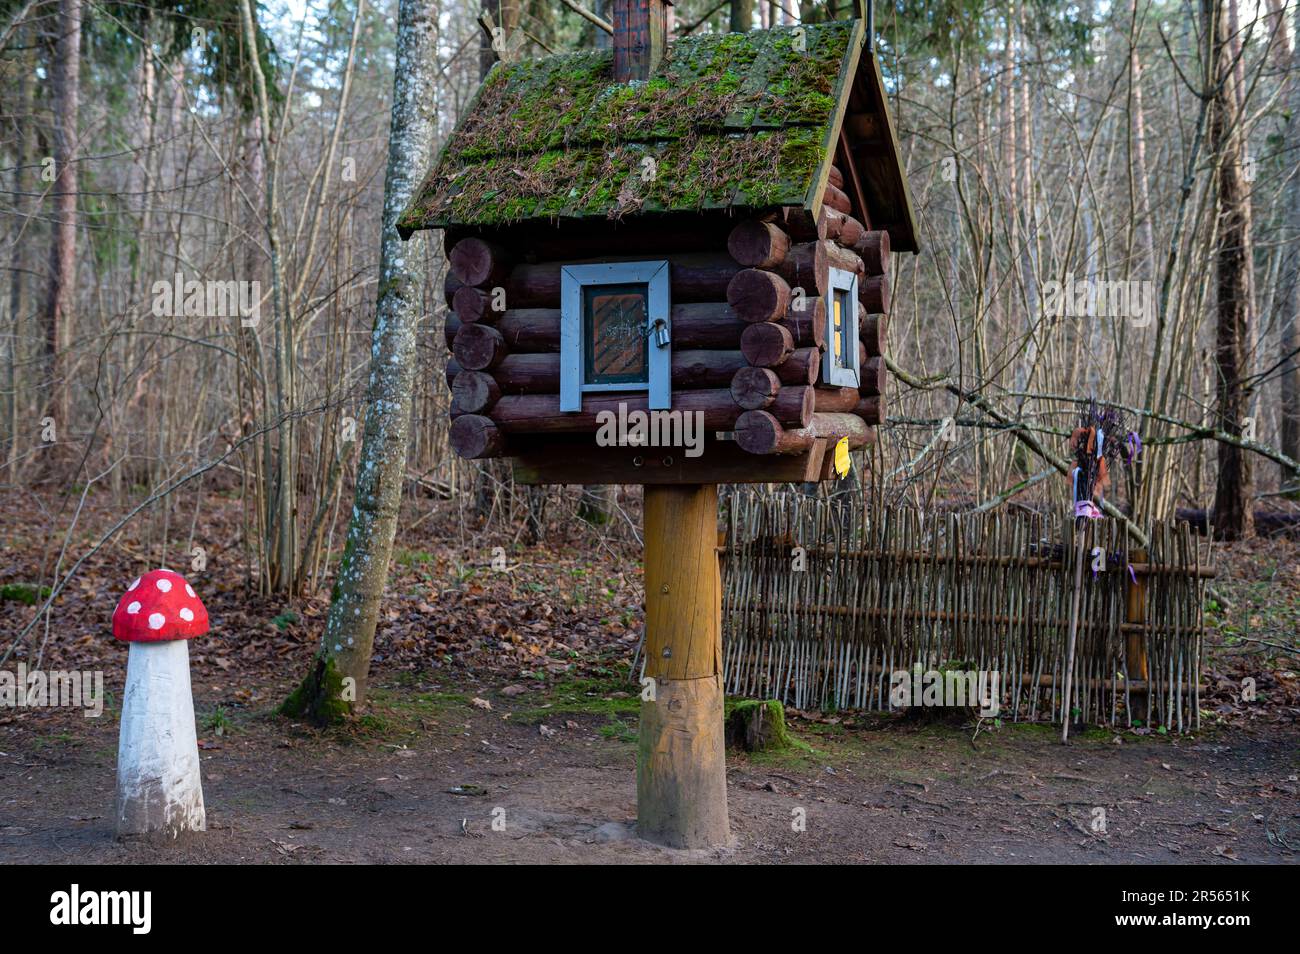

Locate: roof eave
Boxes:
[804,22,920,254]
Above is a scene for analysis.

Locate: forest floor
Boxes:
[1,488,1298,864]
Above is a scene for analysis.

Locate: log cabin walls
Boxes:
[400,19,919,483]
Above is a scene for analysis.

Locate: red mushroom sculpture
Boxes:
[112,568,208,840]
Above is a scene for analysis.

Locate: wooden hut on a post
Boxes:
[399,1,918,848]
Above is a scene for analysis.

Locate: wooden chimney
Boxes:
[613,0,671,82]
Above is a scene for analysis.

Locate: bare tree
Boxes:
[44,0,81,426]
[1208,0,1256,538]
[1276,0,1300,493]
[284,0,439,721]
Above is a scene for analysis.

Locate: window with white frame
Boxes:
[560,261,671,411]
[822,266,861,388]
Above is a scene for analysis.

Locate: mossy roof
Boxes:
[398,21,862,232]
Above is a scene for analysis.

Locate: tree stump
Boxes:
[726,699,795,752]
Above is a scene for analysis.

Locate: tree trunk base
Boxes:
[280,655,353,725]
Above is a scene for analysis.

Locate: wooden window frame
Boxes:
[560,261,671,412]
[822,266,861,389]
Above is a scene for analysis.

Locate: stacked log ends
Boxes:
[734,410,874,456]
[443,273,462,309]
[449,237,512,288]
[727,220,790,269]
[727,268,791,323]
[450,414,505,459]
[453,285,501,323]
[740,322,794,367]
[860,355,886,397]
[775,240,864,292]
[854,394,884,425]
[861,314,887,357]
[777,348,819,386]
[858,230,890,275]
[818,206,851,244]
[444,214,884,467]
[770,385,815,429]
[452,322,506,371]
[813,386,859,414]
[779,298,826,350]
[823,182,852,215]
[451,370,500,416]
[735,410,811,456]
[860,272,890,314]
[730,367,781,410]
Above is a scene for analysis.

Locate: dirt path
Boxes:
[3,676,1296,864]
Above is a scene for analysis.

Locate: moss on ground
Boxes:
[510,670,639,724]
[1,583,51,605]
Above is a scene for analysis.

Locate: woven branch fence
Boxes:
[720,490,1214,732]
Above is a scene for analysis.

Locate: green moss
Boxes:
[726,698,812,753]
[280,655,352,725]
[330,534,357,602]
[400,21,857,229]
[1,583,51,605]
[598,716,638,743]
[510,670,639,724]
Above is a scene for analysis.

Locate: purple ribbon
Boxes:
[1125,431,1142,463]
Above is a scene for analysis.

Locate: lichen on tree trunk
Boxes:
[283,0,438,724]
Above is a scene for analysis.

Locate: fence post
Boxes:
[1125,547,1150,723]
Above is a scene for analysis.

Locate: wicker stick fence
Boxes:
[719,491,1213,731]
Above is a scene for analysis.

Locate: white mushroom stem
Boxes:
[115,639,206,840]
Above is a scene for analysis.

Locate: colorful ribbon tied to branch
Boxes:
[1067,400,1136,520]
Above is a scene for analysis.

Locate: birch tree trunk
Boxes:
[283,0,437,721]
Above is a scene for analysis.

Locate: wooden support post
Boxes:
[1125,547,1150,723]
[1061,525,1086,743]
[637,484,729,848]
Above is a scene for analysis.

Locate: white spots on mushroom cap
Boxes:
[128,578,140,591]
[156,578,173,593]
[126,601,141,615]
[185,584,196,598]
[179,607,195,622]
[148,612,166,630]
